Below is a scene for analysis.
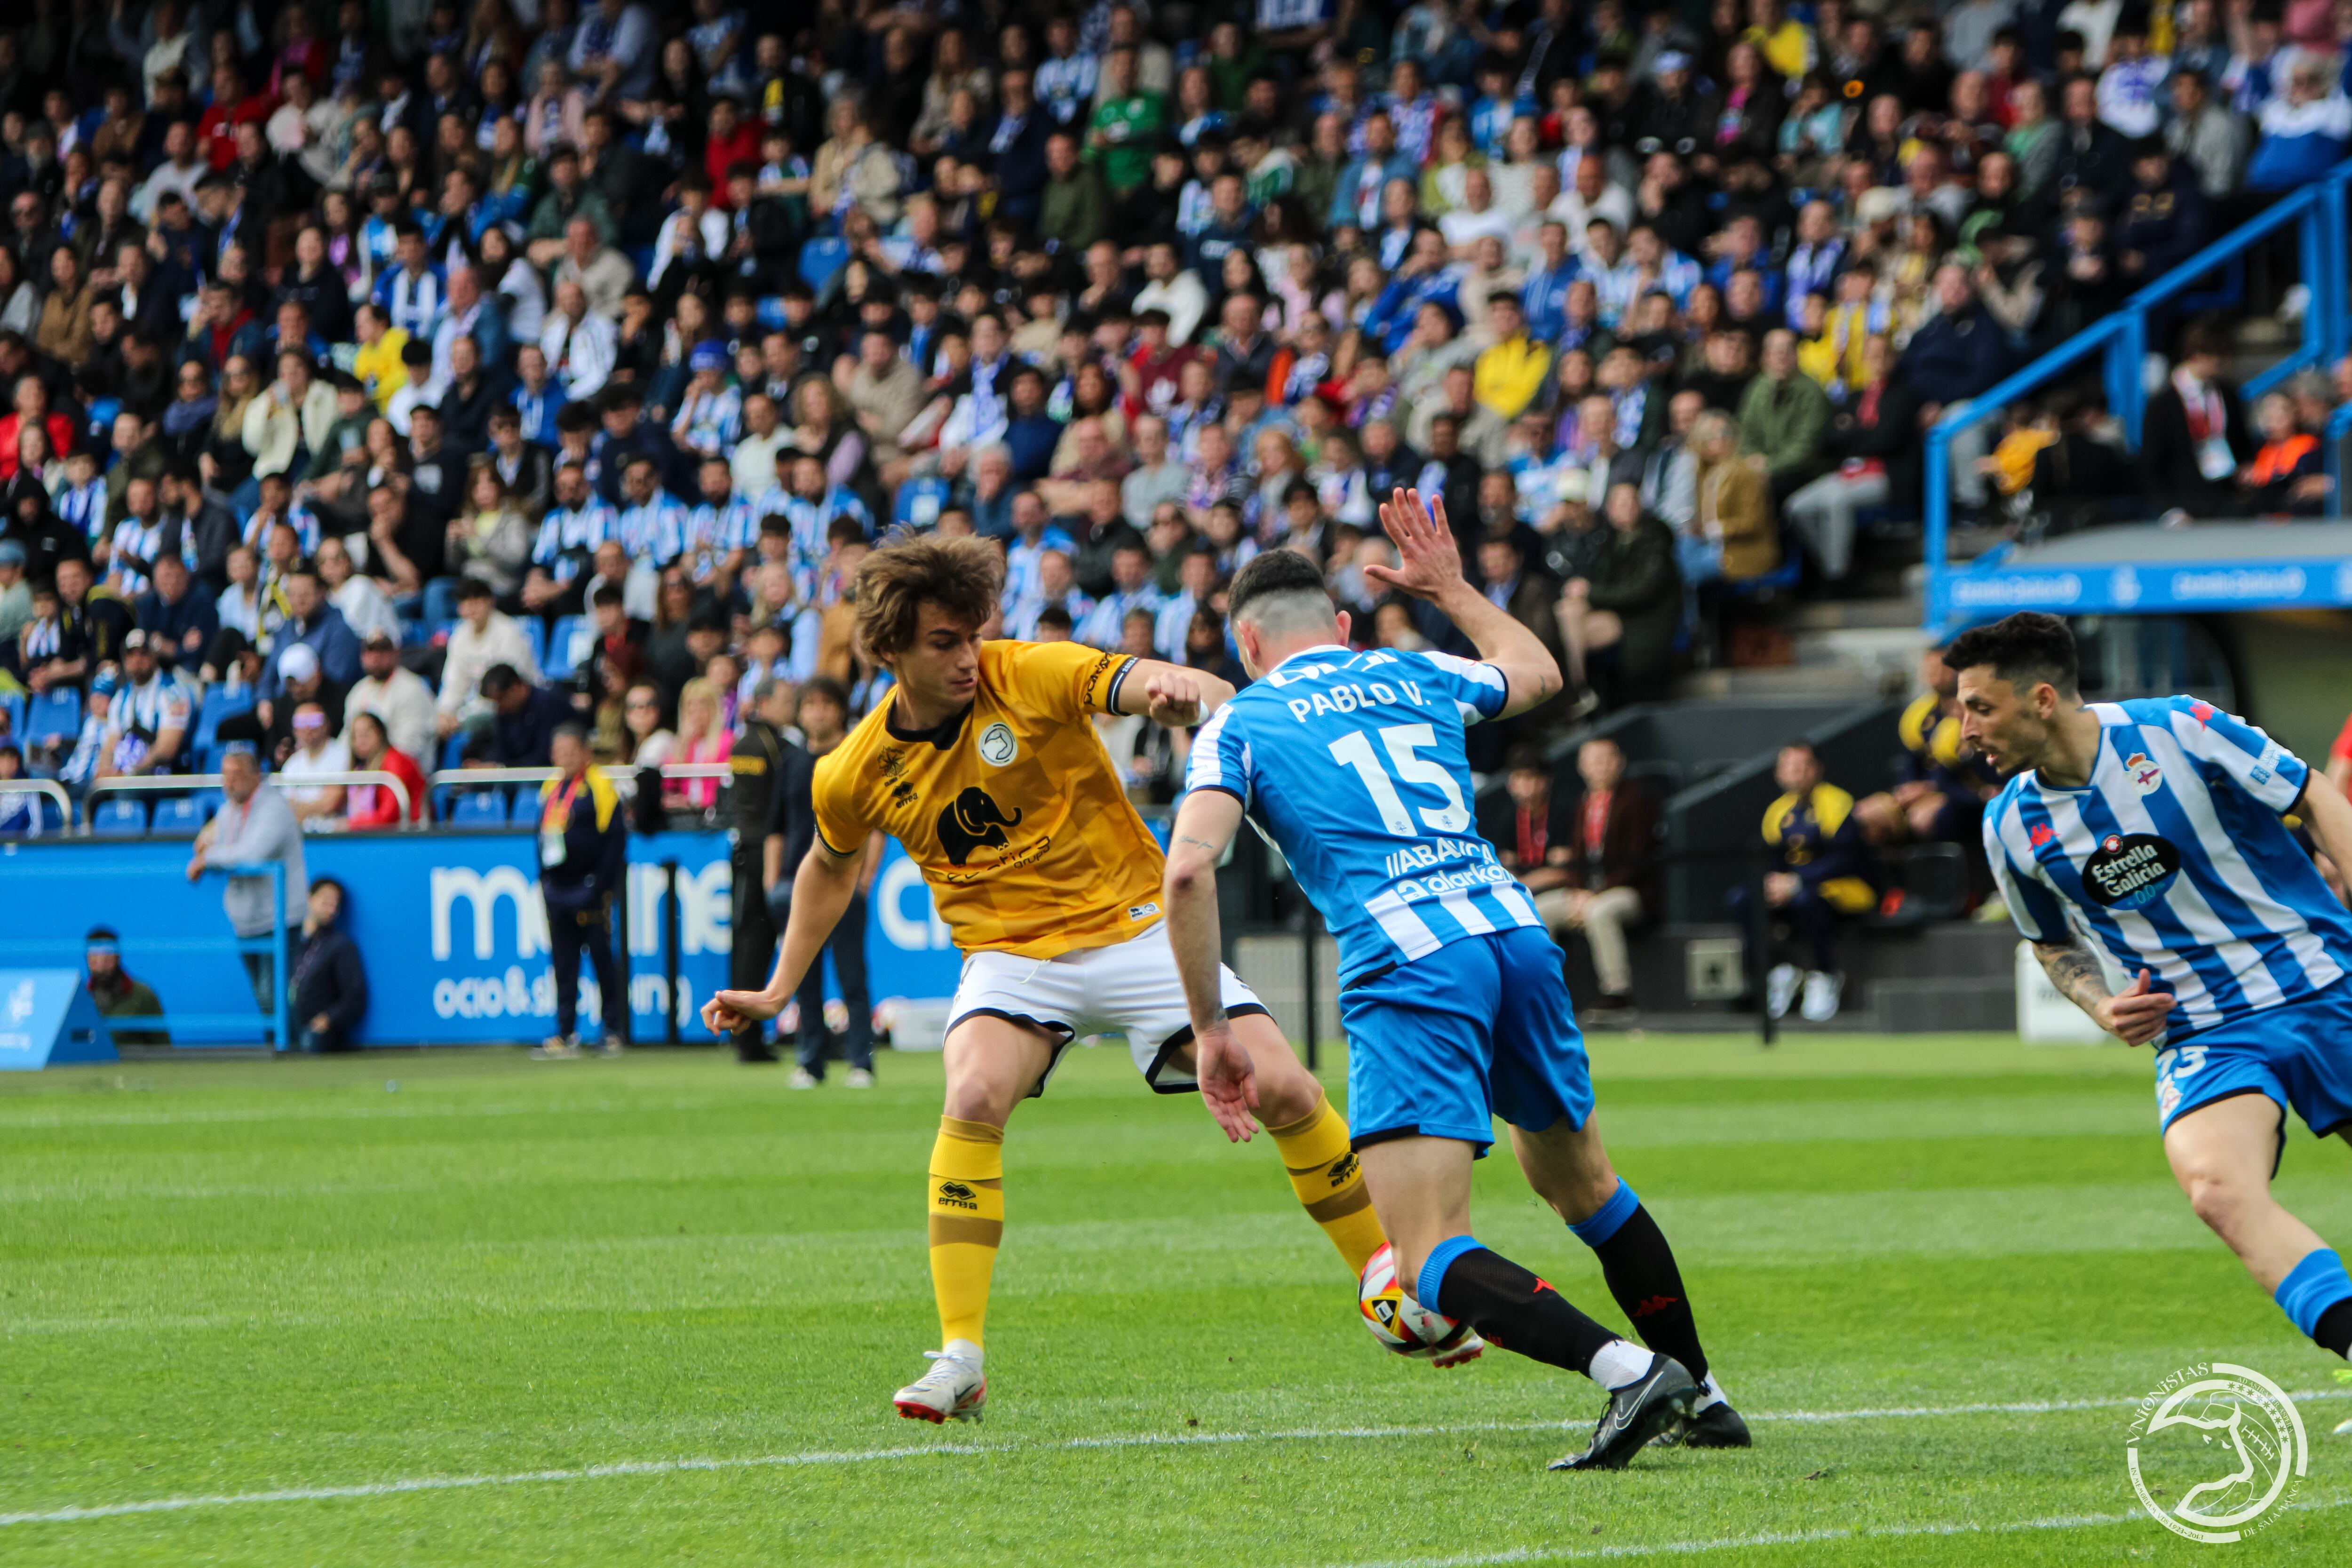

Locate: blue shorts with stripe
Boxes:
[2154,979,2352,1140]
[1340,926,1594,1153]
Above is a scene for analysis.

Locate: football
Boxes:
[1357,1243,1481,1366]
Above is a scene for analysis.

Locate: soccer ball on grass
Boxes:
[1358,1242,1483,1367]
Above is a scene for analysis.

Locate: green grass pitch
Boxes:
[4,1033,2350,1566]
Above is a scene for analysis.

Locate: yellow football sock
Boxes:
[927,1116,1005,1348]
[1267,1094,1385,1276]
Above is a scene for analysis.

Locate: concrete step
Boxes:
[1784,597,1928,632]
[1672,664,1889,701]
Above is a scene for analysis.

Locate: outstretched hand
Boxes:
[1365,487,1469,603]
[1192,1021,1260,1143]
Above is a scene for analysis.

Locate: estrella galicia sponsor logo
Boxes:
[2126,1361,2307,1543]
[2083,833,2180,908]
[937,1181,979,1209]
[936,786,1024,866]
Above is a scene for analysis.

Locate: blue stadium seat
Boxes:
[151,796,208,835]
[192,686,254,752]
[440,734,469,772]
[450,789,507,826]
[191,789,224,821]
[895,475,952,531]
[31,795,63,834]
[520,616,547,673]
[509,788,545,824]
[797,237,849,292]
[25,688,80,744]
[91,798,149,836]
[544,615,586,679]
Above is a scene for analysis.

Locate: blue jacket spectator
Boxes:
[1895,269,2010,408]
[257,578,363,700]
[132,558,218,669]
[287,877,368,1052]
[2246,72,2352,190]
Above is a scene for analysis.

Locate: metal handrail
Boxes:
[85,771,417,829]
[0,777,73,836]
[429,761,735,793]
[1925,158,2352,627]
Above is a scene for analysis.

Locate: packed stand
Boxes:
[0,0,2346,834]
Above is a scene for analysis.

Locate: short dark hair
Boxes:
[480,662,524,696]
[797,675,850,716]
[1940,612,2080,696]
[1227,548,1331,624]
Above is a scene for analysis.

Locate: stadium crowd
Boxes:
[0,0,2349,825]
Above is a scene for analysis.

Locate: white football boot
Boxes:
[1764,963,1801,1021]
[1417,1324,1486,1369]
[1799,970,1843,1023]
[893,1339,986,1424]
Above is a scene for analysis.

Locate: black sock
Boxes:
[1589,1204,1710,1386]
[2319,1298,2352,1359]
[1430,1246,1617,1376]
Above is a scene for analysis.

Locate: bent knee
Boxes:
[2178,1167,2266,1234]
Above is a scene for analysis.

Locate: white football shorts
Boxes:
[945,920,1271,1096]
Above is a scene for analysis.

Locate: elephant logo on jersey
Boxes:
[2085,832,2182,908]
[937,787,1025,865]
[2125,752,2164,795]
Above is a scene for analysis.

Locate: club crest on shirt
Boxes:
[2123,752,2163,795]
[977,722,1018,766]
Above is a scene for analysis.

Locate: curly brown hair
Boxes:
[852,532,1005,660]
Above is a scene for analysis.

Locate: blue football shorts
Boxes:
[2153,979,2352,1142]
[1339,925,1594,1153]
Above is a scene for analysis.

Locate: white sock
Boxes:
[942,1337,983,1368]
[1693,1372,1726,1412]
[1587,1338,1654,1390]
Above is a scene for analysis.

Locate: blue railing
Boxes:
[1924,158,2352,620]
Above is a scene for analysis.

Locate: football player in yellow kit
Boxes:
[704,534,1436,1423]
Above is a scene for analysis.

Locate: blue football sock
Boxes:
[2276,1247,2352,1353]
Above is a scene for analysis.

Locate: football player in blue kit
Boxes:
[1160,489,1747,1470]
[1955,612,2352,1376]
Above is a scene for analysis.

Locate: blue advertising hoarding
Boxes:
[0,832,963,1047]
[1927,537,2352,637]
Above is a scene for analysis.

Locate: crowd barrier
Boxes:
[0,830,964,1048]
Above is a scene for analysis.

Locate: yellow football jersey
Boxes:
[811,640,1168,958]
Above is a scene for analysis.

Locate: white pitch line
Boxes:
[1320,1494,2352,1568]
[3,1393,2345,1530]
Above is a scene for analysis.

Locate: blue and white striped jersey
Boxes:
[1986,697,2352,1038]
[1186,644,1540,984]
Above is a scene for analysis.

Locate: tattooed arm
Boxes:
[1163,787,1259,1141]
[2034,936,2176,1045]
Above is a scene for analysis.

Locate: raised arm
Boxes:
[1364,487,1563,719]
[1112,657,1235,729]
[1162,787,1257,1142]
